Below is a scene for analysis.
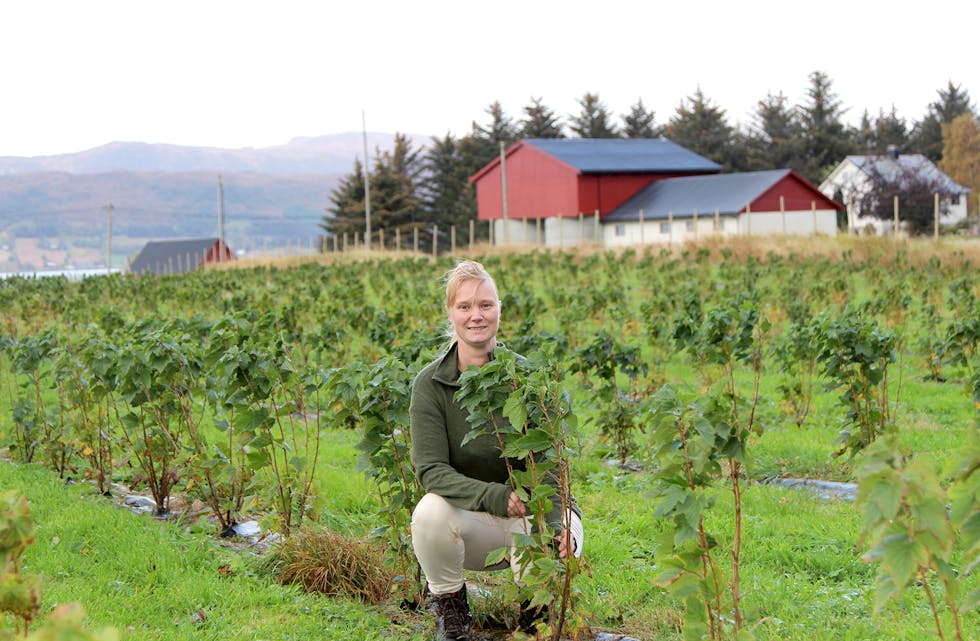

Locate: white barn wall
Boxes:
[602,217,739,246]
[738,210,838,236]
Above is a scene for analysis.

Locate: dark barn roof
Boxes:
[129,238,229,275]
[605,170,805,221]
[523,138,722,174]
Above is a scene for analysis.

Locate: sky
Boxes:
[2,0,977,158]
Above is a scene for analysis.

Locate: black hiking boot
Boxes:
[517,599,549,635]
[435,585,471,641]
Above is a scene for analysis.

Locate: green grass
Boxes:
[1,461,423,641]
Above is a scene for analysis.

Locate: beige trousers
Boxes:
[410,492,584,595]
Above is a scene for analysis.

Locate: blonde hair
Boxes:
[444,260,499,311]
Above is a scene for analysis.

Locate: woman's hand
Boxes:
[556,531,576,559]
[507,491,526,517]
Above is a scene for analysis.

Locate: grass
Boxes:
[1,461,423,641]
[2,237,979,640]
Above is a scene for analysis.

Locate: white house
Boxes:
[819,150,971,235]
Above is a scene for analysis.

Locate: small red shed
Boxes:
[129,238,235,275]
[469,138,722,221]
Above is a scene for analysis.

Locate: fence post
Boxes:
[780,196,786,235]
[451,225,456,255]
[414,225,419,253]
[693,208,699,241]
[396,227,401,251]
[489,220,494,245]
[639,208,645,244]
[536,217,542,244]
[668,210,674,244]
[715,208,720,235]
[812,201,817,234]
[578,212,584,244]
[469,219,475,247]
[432,224,439,258]
[746,202,752,236]
[934,193,940,240]
[594,209,600,242]
[379,228,385,251]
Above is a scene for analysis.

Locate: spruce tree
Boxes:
[320,134,424,247]
[420,134,481,244]
[569,92,619,138]
[799,70,856,183]
[520,97,565,138]
[744,92,805,171]
[321,157,366,241]
[853,107,908,155]
[369,133,424,237]
[621,98,660,138]
[910,81,976,162]
[665,87,743,170]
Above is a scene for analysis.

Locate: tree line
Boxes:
[322,71,979,243]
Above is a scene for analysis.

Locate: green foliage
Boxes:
[519,97,565,139]
[353,356,425,603]
[799,70,857,183]
[856,432,979,640]
[569,92,619,139]
[770,306,821,426]
[665,88,744,172]
[814,306,898,457]
[456,347,587,641]
[570,330,646,465]
[621,98,661,138]
[646,386,756,641]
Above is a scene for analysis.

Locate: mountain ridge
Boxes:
[0,131,432,176]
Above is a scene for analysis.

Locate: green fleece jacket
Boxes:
[409,342,580,532]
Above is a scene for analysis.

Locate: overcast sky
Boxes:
[2,0,976,158]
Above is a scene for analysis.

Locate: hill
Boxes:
[0,132,431,176]
[0,133,430,271]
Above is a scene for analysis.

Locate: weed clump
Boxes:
[262,527,396,604]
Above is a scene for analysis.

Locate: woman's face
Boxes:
[448,278,499,352]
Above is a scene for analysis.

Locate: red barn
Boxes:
[470,138,721,221]
[470,138,841,246]
[129,238,235,275]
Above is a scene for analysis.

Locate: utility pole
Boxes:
[105,203,113,274]
[362,110,372,250]
[500,141,509,245]
[217,175,225,260]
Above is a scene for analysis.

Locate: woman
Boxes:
[409,260,583,641]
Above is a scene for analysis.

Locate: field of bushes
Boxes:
[0,236,977,641]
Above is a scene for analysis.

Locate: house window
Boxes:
[685,221,695,232]
[951,194,960,205]
[660,222,670,234]
[614,224,626,237]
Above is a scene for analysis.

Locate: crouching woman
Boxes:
[409,260,583,641]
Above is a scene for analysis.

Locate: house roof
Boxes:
[604,170,822,222]
[843,154,970,194]
[523,138,722,173]
[469,138,722,183]
[129,238,224,275]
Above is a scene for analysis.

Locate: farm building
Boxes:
[129,238,234,275]
[470,138,838,246]
[603,170,840,247]
[820,150,971,235]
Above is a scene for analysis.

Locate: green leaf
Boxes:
[503,394,527,429]
[880,532,928,589]
[484,546,509,567]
